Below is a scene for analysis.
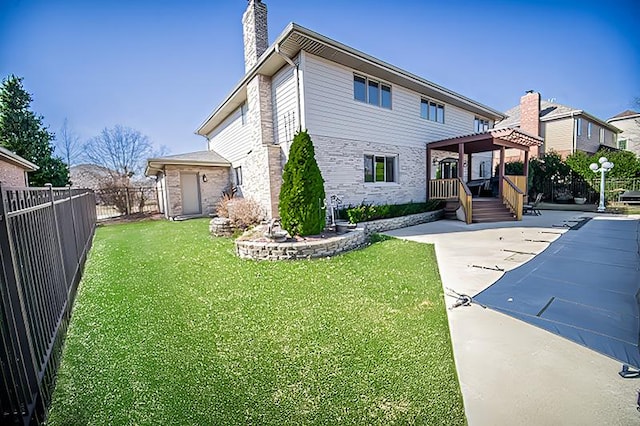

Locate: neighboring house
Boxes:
[145,151,230,218]
[167,0,505,220]
[70,164,117,190]
[496,91,620,161]
[0,146,38,187]
[607,110,640,157]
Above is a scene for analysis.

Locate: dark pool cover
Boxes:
[474,217,640,368]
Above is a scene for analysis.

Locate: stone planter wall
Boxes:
[360,209,443,234]
[209,217,234,237]
[234,210,443,261]
[236,229,368,261]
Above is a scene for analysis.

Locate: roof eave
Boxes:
[608,113,640,123]
[541,110,621,133]
[196,22,505,136]
[0,150,39,171]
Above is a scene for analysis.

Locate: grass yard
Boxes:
[48,219,465,425]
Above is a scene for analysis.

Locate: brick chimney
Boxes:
[242,0,269,73]
[520,90,540,137]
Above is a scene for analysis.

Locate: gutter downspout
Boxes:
[275,44,302,132]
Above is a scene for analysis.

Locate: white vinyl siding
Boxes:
[207,105,251,164]
[272,63,298,146]
[303,53,478,147]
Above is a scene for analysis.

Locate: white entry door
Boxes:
[180,172,201,215]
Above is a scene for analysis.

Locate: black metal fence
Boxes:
[0,184,96,425]
[535,177,640,204]
[94,186,158,220]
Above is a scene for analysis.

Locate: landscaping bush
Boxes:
[215,186,237,218]
[279,130,326,236]
[216,187,262,230]
[338,199,445,224]
[227,198,263,230]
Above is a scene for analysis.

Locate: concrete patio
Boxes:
[385,211,640,425]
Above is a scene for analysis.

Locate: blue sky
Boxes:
[1,0,638,157]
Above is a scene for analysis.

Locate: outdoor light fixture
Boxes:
[589,156,614,212]
[202,174,208,183]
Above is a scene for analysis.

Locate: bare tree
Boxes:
[83,125,154,182]
[56,118,83,166]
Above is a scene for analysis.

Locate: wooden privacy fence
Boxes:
[0,184,96,425]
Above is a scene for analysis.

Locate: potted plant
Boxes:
[554,187,573,204]
[574,192,587,205]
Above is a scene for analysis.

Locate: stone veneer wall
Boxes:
[242,0,268,73]
[164,165,229,218]
[235,209,443,261]
[0,160,28,187]
[360,210,443,233]
[311,134,426,208]
[236,229,369,261]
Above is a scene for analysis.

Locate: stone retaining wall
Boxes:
[236,229,368,261]
[233,209,443,261]
[361,209,443,234]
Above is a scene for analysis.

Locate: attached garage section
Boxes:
[146,150,231,219]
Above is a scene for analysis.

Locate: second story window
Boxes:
[354,74,391,109]
[474,117,490,133]
[587,122,592,139]
[576,118,582,136]
[599,128,605,143]
[420,99,445,123]
[240,103,248,125]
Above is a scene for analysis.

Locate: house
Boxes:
[0,146,38,187]
[148,0,541,223]
[607,110,640,157]
[145,151,230,218]
[496,91,620,161]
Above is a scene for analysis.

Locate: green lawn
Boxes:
[48,219,465,425]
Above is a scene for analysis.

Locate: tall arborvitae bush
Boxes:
[279,130,326,236]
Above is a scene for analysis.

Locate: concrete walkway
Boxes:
[385,211,640,426]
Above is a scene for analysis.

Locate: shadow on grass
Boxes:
[369,233,396,244]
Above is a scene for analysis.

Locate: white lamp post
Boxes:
[589,156,614,212]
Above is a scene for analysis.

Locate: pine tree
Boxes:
[0,75,69,186]
[279,130,326,236]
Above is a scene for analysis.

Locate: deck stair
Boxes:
[472,198,516,223]
[444,198,516,223]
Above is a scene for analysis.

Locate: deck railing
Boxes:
[0,184,96,425]
[505,175,527,195]
[503,176,524,220]
[428,178,458,199]
[458,179,473,224]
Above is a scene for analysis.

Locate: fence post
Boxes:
[47,184,68,288]
[68,185,79,264]
[125,186,131,216]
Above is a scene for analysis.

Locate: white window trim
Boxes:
[587,122,592,139]
[576,118,582,136]
[420,98,445,123]
[353,74,392,109]
[363,153,399,184]
[474,117,490,133]
[240,103,248,126]
[599,128,605,143]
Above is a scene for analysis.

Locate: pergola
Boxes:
[427,128,542,197]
